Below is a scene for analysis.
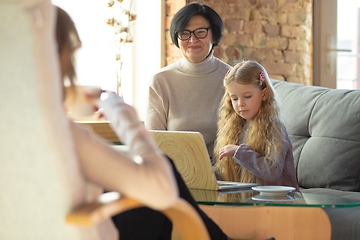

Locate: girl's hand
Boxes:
[219,144,239,160]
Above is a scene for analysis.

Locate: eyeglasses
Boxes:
[176,27,211,41]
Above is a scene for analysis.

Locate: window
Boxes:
[314,0,360,89]
[51,0,164,120]
[52,0,118,92]
[337,1,360,89]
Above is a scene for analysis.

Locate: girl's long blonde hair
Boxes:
[214,60,284,185]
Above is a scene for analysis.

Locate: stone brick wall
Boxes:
[165,0,313,85]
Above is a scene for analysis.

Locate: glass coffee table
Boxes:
[190,188,360,208]
[190,188,360,239]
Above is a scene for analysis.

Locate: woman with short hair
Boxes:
[146,2,232,161]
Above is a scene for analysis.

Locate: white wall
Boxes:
[132,0,164,120]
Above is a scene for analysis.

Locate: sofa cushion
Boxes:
[271,79,360,191]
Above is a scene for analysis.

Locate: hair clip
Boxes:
[260,71,265,85]
[225,69,231,77]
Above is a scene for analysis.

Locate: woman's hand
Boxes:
[83,89,118,120]
[219,144,239,160]
[83,88,106,108]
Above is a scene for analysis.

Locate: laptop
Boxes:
[149,130,257,191]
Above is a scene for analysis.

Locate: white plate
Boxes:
[251,186,295,197]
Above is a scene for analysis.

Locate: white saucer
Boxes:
[251,186,295,197]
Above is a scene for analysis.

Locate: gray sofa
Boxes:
[271,79,360,240]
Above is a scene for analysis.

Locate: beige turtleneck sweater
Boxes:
[145,53,232,159]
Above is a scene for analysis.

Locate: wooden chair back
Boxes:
[67,192,211,240]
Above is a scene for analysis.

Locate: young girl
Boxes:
[214,60,299,191]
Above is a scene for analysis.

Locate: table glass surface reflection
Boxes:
[190,189,360,208]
